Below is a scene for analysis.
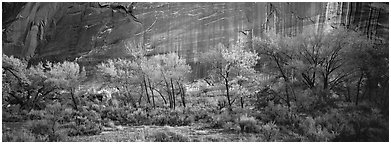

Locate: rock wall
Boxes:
[2,2,388,78]
[3,2,141,65]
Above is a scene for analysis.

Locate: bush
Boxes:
[25,120,69,142]
[2,105,27,122]
[332,104,389,142]
[261,101,292,125]
[26,120,52,137]
[150,108,192,126]
[70,109,102,136]
[298,117,337,141]
[185,97,218,123]
[210,112,229,128]
[260,121,280,141]
[150,129,190,142]
[27,110,46,120]
[238,115,260,133]
[101,106,137,125]
[2,128,38,142]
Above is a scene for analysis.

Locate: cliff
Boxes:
[2,2,388,78]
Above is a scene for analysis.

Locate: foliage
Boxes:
[260,121,280,141]
[150,128,190,142]
[1,25,387,142]
[298,117,337,142]
[238,115,260,133]
[259,101,293,125]
[201,39,260,109]
[97,52,191,109]
[2,55,86,113]
[2,128,40,142]
[210,110,238,129]
[150,108,192,126]
[254,27,386,110]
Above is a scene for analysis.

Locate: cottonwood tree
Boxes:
[3,54,37,111]
[255,27,380,108]
[98,45,191,109]
[144,53,191,109]
[97,58,142,107]
[2,55,86,112]
[202,40,260,110]
[3,55,56,111]
[44,61,87,110]
[254,33,297,107]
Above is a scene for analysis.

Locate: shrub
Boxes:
[27,109,48,120]
[332,104,389,142]
[260,121,280,141]
[70,109,102,136]
[50,129,70,142]
[149,108,192,126]
[261,101,297,125]
[150,129,190,142]
[238,115,260,133]
[310,104,389,142]
[2,105,27,122]
[298,117,337,141]
[101,106,138,125]
[210,111,235,128]
[55,105,103,136]
[26,120,52,137]
[25,119,69,142]
[2,128,38,142]
[222,121,240,132]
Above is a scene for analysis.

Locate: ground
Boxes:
[3,122,266,142]
[68,124,262,142]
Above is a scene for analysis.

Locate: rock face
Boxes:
[2,2,388,78]
[3,2,141,67]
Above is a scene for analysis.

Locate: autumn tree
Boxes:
[2,55,86,112]
[97,58,142,107]
[97,44,191,109]
[142,53,191,109]
[44,61,87,110]
[3,54,39,111]
[202,40,260,110]
[255,27,382,109]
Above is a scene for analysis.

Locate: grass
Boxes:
[66,124,266,142]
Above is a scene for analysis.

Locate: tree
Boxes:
[254,27,381,109]
[141,53,192,109]
[2,55,86,112]
[253,33,297,107]
[3,54,35,111]
[97,58,141,107]
[202,40,260,110]
[97,51,191,109]
[43,61,87,110]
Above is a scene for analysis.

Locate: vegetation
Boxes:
[2,27,388,142]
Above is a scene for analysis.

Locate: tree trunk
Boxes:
[170,78,176,109]
[138,84,143,106]
[143,77,151,104]
[273,55,291,107]
[356,72,364,105]
[70,88,78,111]
[153,87,167,104]
[224,75,231,111]
[347,86,351,102]
[148,78,155,108]
[285,84,291,107]
[240,96,244,108]
[177,81,186,108]
[124,86,136,107]
[163,77,172,108]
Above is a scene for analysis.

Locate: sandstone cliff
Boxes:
[2,2,388,78]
